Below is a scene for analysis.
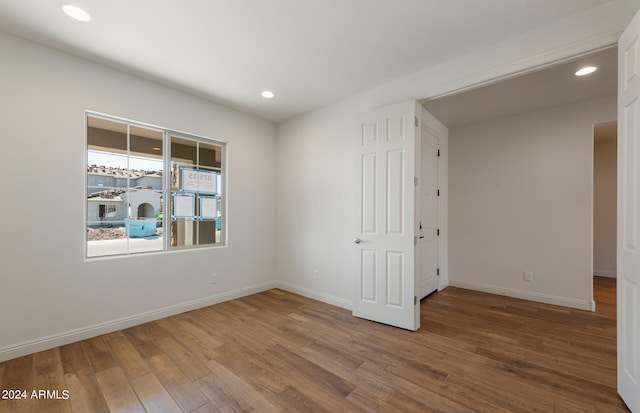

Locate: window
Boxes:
[170,136,223,247]
[86,113,225,258]
[98,204,117,218]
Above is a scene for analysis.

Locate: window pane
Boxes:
[126,127,163,254]
[86,156,129,196]
[171,137,197,164]
[171,137,196,191]
[87,116,166,257]
[86,219,128,257]
[199,141,221,168]
[125,216,163,254]
[130,126,163,185]
[87,117,129,257]
[171,219,196,247]
[130,126,163,157]
[87,117,127,153]
[198,220,217,245]
[87,117,129,194]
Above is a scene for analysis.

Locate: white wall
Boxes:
[448,96,616,310]
[0,32,277,361]
[275,1,634,309]
[275,99,362,308]
[594,136,617,277]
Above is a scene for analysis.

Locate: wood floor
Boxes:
[0,277,628,412]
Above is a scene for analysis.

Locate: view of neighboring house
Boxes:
[86,165,162,226]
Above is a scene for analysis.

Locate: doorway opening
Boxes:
[422,46,616,312]
[593,122,617,305]
[417,106,449,300]
[137,202,155,218]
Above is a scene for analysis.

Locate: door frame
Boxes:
[414,24,633,409]
[419,47,620,300]
[592,121,618,283]
[417,106,449,292]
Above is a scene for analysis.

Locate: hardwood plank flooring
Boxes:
[0,277,628,412]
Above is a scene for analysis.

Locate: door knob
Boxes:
[354,238,363,244]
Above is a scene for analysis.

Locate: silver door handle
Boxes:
[354,238,363,244]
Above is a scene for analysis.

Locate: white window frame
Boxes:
[85,111,227,258]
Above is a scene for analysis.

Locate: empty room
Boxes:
[1,1,639,412]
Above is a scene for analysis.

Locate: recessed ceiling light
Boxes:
[261,90,275,99]
[575,66,597,76]
[61,3,91,22]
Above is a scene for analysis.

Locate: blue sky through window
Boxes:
[88,150,163,172]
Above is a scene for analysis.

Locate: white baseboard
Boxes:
[594,270,617,278]
[438,279,450,291]
[449,280,596,312]
[274,281,352,311]
[0,281,277,363]
[1,278,597,363]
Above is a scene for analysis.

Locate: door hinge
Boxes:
[414,296,417,305]
[437,149,440,157]
[437,228,440,236]
[437,268,440,276]
[437,189,440,197]
[415,116,419,127]
[414,176,418,186]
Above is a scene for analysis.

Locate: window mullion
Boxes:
[126,124,131,254]
[163,131,171,252]
[195,141,200,246]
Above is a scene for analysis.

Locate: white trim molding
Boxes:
[0,282,276,363]
[594,270,617,278]
[450,280,596,312]
[275,281,352,311]
[418,34,620,103]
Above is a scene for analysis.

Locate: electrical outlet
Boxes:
[312,270,319,280]
[524,271,533,282]
[211,273,219,284]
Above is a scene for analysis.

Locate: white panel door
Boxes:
[618,8,640,412]
[354,100,419,331]
[419,126,439,299]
